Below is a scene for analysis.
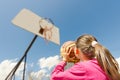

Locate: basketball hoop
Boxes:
[5,8,60,80]
[38,18,54,43]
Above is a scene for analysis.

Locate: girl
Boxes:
[51,34,120,80]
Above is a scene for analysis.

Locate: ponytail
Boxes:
[94,44,120,80]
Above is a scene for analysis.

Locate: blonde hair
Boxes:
[76,34,120,80]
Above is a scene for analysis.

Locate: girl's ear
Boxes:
[74,48,79,54]
[76,49,79,54]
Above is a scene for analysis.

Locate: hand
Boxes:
[60,41,80,63]
[62,53,79,63]
[61,52,69,62]
[61,47,76,62]
[61,47,80,63]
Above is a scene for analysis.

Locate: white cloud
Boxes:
[38,55,60,70]
[29,69,48,80]
[0,59,24,80]
[116,57,120,70]
[0,55,60,80]
[29,55,60,80]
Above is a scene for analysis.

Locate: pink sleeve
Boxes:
[50,61,86,80]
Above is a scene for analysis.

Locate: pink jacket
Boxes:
[51,58,110,80]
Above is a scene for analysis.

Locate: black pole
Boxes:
[23,53,27,80]
[5,35,38,80]
[22,35,37,80]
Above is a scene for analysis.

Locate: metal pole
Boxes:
[22,35,37,80]
[5,35,38,80]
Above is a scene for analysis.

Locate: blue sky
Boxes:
[0,0,120,80]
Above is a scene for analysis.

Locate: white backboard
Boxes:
[12,8,60,45]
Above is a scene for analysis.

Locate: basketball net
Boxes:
[38,18,54,44]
